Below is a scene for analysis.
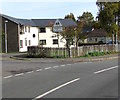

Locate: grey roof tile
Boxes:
[1,14,77,27]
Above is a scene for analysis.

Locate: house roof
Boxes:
[1,14,77,27]
[87,29,107,37]
[82,27,93,33]
[32,19,77,27]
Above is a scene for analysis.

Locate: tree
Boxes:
[75,21,84,47]
[96,2,119,43]
[77,12,94,27]
[61,26,75,57]
[75,12,94,48]
[65,13,76,22]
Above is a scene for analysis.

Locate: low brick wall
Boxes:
[28,45,119,58]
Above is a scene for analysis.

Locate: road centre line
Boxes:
[45,67,52,70]
[3,62,88,79]
[66,64,71,66]
[94,66,118,74]
[3,75,13,79]
[61,65,65,67]
[53,66,59,68]
[34,78,80,99]
[26,71,34,74]
[14,73,24,77]
[36,69,42,72]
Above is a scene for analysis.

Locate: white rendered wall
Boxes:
[19,26,38,52]
[39,27,66,48]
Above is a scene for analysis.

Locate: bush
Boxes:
[82,51,113,57]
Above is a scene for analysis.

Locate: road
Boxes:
[2,57,119,99]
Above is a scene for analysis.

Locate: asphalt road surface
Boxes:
[2,58,119,99]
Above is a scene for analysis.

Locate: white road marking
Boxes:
[26,71,34,74]
[14,73,24,77]
[61,65,65,67]
[36,69,42,72]
[74,63,78,64]
[3,75,13,79]
[35,78,80,99]
[67,64,71,66]
[94,66,118,74]
[45,67,51,70]
[84,62,88,64]
[53,66,59,68]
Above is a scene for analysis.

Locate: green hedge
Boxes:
[82,51,113,57]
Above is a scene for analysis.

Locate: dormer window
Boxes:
[56,22,60,25]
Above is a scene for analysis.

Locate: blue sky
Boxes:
[1,1,98,20]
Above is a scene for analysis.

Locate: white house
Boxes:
[86,29,109,44]
[1,14,77,52]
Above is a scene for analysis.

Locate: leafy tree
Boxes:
[65,13,76,22]
[96,2,119,43]
[75,21,84,47]
[92,21,102,29]
[77,12,94,27]
[61,26,75,57]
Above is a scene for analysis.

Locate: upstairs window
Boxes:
[28,27,30,33]
[25,26,27,32]
[39,28,46,33]
[53,39,58,44]
[55,22,60,25]
[20,26,24,34]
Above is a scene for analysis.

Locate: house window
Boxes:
[25,26,27,32]
[28,40,31,46]
[25,38,27,46]
[20,26,24,34]
[39,40,46,45]
[28,27,30,33]
[95,38,97,42]
[56,22,60,25]
[89,38,92,41]
[53,39,58,44]
[20,40,23,48]
[39,28,46,33]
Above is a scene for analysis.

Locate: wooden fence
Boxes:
[28,44,119,58]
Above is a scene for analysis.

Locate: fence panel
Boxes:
[28,44,119,58]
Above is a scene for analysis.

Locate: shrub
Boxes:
[82,51,113,57]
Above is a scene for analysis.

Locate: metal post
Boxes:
[5,20,8,53]
[57,33,59,48]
